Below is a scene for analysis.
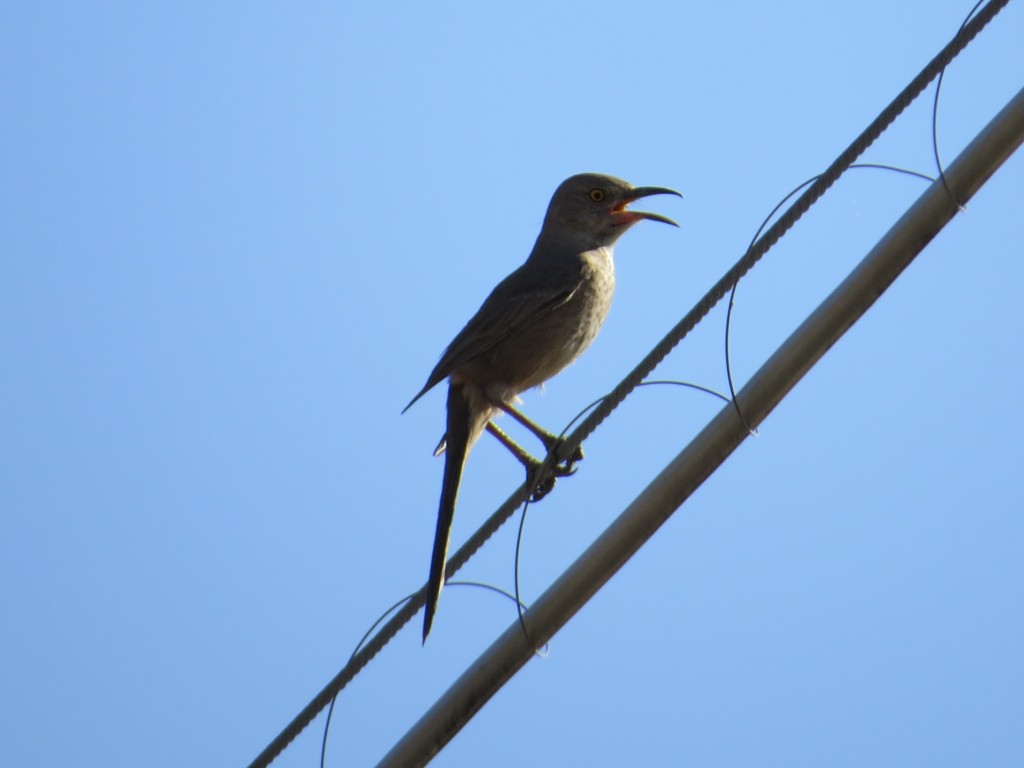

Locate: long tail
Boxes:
[423,382,472,642]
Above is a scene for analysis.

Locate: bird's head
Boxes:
[542,173,681,248]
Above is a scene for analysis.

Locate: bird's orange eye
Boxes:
[588,188,606,202]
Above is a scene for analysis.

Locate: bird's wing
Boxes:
[437,282,579,374]
[403,269,582,411]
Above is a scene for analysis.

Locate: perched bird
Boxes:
[404,173,681,641]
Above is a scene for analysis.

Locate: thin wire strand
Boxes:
[511,379,730,652]
[320,592,416,768]
[246,5,1010,765]
[723,163,935,434]
[512,398,605,655]
[933,0,986,210]
[319,581,533,768]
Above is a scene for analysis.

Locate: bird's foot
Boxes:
[528,470,557,502]
[552,443,584,476]
[526,442,584,502]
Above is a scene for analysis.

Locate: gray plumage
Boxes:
[404,172,681,641]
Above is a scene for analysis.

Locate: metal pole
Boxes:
[377,85,1024,768]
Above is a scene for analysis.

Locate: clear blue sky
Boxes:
[2,2,1022,766]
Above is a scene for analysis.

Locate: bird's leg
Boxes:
[485,421,542,469]
[486,397,585,475]
[484,422,558,501]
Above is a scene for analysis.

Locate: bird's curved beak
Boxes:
[614,185,683,227]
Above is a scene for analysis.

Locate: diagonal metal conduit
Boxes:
[377,84,1024,768]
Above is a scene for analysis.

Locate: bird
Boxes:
[404,172,681,641]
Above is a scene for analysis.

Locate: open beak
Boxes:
[613,185,683,227]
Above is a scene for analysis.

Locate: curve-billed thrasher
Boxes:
[404,172,681,641]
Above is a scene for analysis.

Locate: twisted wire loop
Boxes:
[246,3,1011,766]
